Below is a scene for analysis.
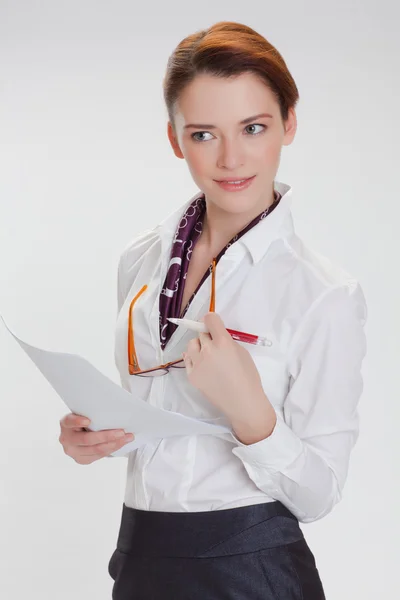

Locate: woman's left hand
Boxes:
[182,312,277,444]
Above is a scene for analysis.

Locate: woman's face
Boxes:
[168,71,297,215]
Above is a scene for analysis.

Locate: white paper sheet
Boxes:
[1,316,231,456]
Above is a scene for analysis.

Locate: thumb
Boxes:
[202,312,230,341]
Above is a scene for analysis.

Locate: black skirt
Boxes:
[108,501,326,599]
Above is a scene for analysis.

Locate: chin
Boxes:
[216,196,260,214]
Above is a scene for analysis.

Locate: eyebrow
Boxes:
[183,113,274,130]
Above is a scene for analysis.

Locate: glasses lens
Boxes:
[170,362,186,369]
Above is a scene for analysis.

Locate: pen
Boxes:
[167,318,272,347]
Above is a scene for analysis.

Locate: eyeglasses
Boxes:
[128,258,217,376]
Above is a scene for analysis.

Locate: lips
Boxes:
[214,175,256,191]
[215,176,253,182]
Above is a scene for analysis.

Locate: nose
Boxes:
[216,138,245,171]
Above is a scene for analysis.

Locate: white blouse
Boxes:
[113,181,367,523]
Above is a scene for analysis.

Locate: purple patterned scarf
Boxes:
[159,190,282,349]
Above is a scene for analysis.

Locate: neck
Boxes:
[200,187,276,256]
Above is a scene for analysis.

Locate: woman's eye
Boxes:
[191,123,266,142]
[245,123,266,135]
[191,131,213,142]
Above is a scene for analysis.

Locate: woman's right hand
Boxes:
[59,413,134,464]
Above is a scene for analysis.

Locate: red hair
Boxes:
[163,21,299,131]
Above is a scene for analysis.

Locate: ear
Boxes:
[167,121,185,159]
[282,107,297,147]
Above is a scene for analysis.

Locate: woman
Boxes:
[59,21,367,599]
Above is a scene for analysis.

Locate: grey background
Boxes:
[1,1,399,598]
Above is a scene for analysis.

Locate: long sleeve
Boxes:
[115,228,156,316]
[116,251,126,316]
[232,283,368,523]
[109,229,158,458]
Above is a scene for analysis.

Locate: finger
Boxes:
[182,352,193,373]
[186,337,201,356]
[198,331,212,348]
[69,433,134,463]
[74,429,133,447]
[79,433,134,457]
[60,413,91,430]
[202,312,231,342]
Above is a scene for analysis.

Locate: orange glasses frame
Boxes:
[128,258,217,376]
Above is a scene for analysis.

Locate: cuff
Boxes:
[231,413,304,474]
